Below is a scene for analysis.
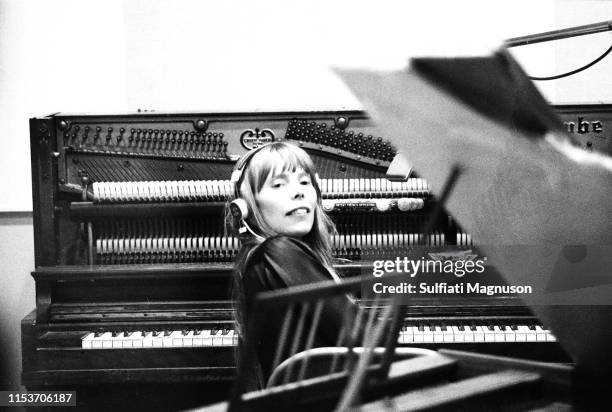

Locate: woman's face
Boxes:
[255,168,317,238]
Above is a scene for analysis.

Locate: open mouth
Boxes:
[286,207,310,216]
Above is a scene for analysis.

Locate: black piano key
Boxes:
[164,330,172,336]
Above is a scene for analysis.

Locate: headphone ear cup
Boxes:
[229,198,249,220]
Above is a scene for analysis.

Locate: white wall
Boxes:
[3,0,612,211]
[0,215,35,389]
[0,0,611,389]
[0,0,128,212]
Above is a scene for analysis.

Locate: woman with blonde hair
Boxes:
[227,141,351,388]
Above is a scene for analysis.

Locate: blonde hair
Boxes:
[226,142,338,362]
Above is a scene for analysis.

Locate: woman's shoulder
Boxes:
[249,235,319,265]
[260,235,310,252]
[240,236,318,290]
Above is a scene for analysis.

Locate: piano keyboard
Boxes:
[81,329,237,349]
[81,325,555,349]
[399,325,556,344]
[91,178,430,203]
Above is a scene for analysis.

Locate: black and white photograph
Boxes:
[1,0,611,410]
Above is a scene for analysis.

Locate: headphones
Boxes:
[229,144,270,240]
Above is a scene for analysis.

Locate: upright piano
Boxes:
[24,106,608,407]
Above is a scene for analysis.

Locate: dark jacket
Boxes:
[241,236,354,385]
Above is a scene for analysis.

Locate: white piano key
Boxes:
[162,332,174,347]
[152,333,164,348]
[222,330,235,346]
[525,326,537,342]
[212,330,224,346]
[131,332,144,348]
[140,332,152,348]
[451,326,464,343]
[493,326,506,342]
[442,328,454,343]
[402,326,416,344]
[422,327,434,343]
[122,335,134,348]
[413,327,424,344]
[111,332,124,348]
[503,326,517,342]
[433,326,444,343]
[92,336,103,349]
[202,330,214,346]
[473,327,485,342]
[463,328,475,343]
[535,325,548,342]
[101,332,113,349]
[193,331,204,347]
[406,326,419,343]
[170,330,184,347]
[516,326,531,342]
[182,331,194,347]
[82,333,94,349]
[482,326,495,342]
[515,327,527,342]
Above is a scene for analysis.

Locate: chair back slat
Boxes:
[283,302,310,384]
[337,302,398,411]
[328,325,347,375]
[298,300,325,382]
[271,302,296,372]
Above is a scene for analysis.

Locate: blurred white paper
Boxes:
[335,53,611,247]
[335,50,612,373]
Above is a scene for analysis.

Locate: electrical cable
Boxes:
[529,41,612,81]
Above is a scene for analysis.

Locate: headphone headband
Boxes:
[231,144,271,199]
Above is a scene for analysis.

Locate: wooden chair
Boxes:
[193,272,577,412]
[224,272,438,411]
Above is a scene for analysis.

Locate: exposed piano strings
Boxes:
[91,178,430,203]
[93,231,465,264]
